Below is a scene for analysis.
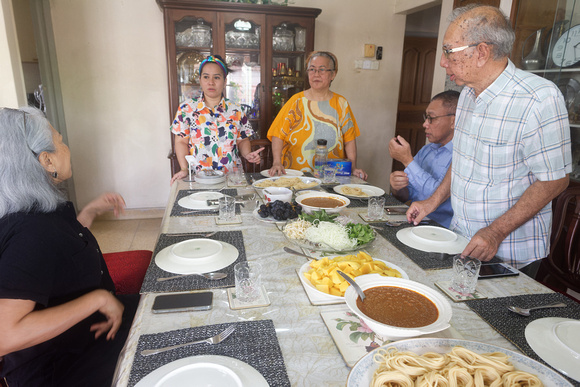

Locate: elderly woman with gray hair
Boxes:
[0,107,137,386]
[267,51,367,179]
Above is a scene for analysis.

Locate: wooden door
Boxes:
[392,36,437,173]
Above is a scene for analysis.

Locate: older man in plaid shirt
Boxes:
[407,5,572,277]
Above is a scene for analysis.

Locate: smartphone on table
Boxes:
[478,262,519,279]
[152,291,213,313]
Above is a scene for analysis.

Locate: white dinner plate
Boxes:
[260,168,304,177]
[525,317,580,382]
[333,184,385,199]
[155,239,239,274]
[135,355,268,387]
[252,176,321,190]
[347,338,573,387]
[297,259,409,301]
[195,170,226,185]
[396,225,469,254]
[177,191,224,210]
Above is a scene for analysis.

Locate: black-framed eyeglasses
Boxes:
[423,113,455,124]
[442,42,493,58]
[306,67,335,75]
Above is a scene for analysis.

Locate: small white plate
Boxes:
[177,192,224,210]
[196,170,226,185]
[347,338,573,387]
[297,260,409,302]
[135,355,268,387]
[525,317,580,382]
[155,239,239,274]
[396,225,468,254]
[260,169,304,177]
[252,208,287,224]
[333,184,385,199]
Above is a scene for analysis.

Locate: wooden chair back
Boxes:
[537,186,580,294]
[242,139,273,173]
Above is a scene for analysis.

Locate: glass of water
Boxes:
[234,261,261,303]
[451,255,481,295]
[367,196,386,220]
[218,196,235,221]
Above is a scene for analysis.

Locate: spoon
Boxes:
[283,247,316,260]
[507,302,567,316]
[337,270,365,302]
[157,272,227,282]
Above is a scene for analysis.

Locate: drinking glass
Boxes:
[367,196,386,220]
[234,262,261,303]
[451,255,481,295]
[322,165,337,184]
[218,196,235,221]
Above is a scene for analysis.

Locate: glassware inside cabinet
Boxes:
[175,17,212,49]
[225,19,260,49]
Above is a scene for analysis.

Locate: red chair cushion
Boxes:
[102,250,152,295]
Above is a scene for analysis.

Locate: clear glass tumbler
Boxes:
[451,255,481,295]
[367,196,386,220]
[234,261,261,303]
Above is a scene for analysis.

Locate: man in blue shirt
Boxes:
[388,90,459,228]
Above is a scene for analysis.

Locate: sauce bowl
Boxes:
[295,192,350,214]
[344,275,452,340]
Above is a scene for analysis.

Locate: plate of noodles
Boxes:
[253,176,321,191]
[333,184,385,199]
[347,338,573,387]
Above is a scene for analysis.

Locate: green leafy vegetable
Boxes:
[346,223,375,246]
[299,209,339,223]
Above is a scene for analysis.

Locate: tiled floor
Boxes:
[90,218,162,254]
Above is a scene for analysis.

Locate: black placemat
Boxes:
[466,293,580,386]
[140,231,246,293]
[128,320,291,387]
[171,189,240,216]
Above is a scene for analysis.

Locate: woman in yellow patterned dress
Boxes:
[267,51,367,180]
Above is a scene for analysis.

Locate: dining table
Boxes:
[112,173,579,387]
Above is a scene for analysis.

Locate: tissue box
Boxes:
[327,159,352,176]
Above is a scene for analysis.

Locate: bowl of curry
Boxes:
[344,276,452,340]
[295,192,350,214]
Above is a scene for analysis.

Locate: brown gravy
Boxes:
[356,286,438,328]
[301,197,344,208]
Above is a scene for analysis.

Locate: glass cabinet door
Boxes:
[270,21,308,120]
[222,14,266,136]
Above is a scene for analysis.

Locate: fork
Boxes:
[140,325,236,356]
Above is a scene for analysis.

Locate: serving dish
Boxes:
[295,192,350,214]
[283,221,377,253]
[344,276,452,340]
[333,184,385,199]
[347,338,573,387]
[252,176,321,190]
[260,169,303,177]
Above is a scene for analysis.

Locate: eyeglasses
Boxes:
[442,42,493,58]
[306,68,335,75]
[423,113,455,124]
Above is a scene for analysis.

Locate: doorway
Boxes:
[392,6,441,173]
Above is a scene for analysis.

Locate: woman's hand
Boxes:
[90,290,125,340]
[352,168,367,181]
[77,192,126,228]
[244,147,264,164]
[170,169,188,185]
[268,162,286,176]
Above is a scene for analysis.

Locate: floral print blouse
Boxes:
[170,93,254,173]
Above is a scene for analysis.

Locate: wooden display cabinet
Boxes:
[156,0,320,175]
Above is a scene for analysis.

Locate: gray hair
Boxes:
[0,107,66,218]
[449,5,515,60]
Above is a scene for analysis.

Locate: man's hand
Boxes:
[461,226,505,261]
[388,136,413,166]
[390,171,409,191]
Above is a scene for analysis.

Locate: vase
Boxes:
[521,28,546,70]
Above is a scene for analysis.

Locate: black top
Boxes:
[0,202,116,375]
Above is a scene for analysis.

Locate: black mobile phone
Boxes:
[152,292,213,313]
[478,263,519,279]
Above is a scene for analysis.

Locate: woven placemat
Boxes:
[466,293,580,386]
[140,231,246,293]
[128,320,291,387]
[171,189,240,217]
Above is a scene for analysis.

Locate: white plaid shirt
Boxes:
[451,60,572,268]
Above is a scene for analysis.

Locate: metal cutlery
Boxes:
[165,231,217,238]
[283,246,316,260]
[507,302,567,316]
[337,270,365,302]
[157,272,227,282]
[141,325,236,356]
[385,220,429,227]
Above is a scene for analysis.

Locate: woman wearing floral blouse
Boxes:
[170,55,263,184]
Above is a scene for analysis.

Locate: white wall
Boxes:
[49,0,171,210]
[0,0,26,107]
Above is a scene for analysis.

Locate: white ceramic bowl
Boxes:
[263,187,293,203]
[344,276,452,340]
[295,192,350,213]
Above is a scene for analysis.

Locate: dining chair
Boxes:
[103,250,152,295]
[242,138,273,173]
[536,186,580,299]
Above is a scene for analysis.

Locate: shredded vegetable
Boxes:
[303,221,357,251]
[283,218,312,239]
